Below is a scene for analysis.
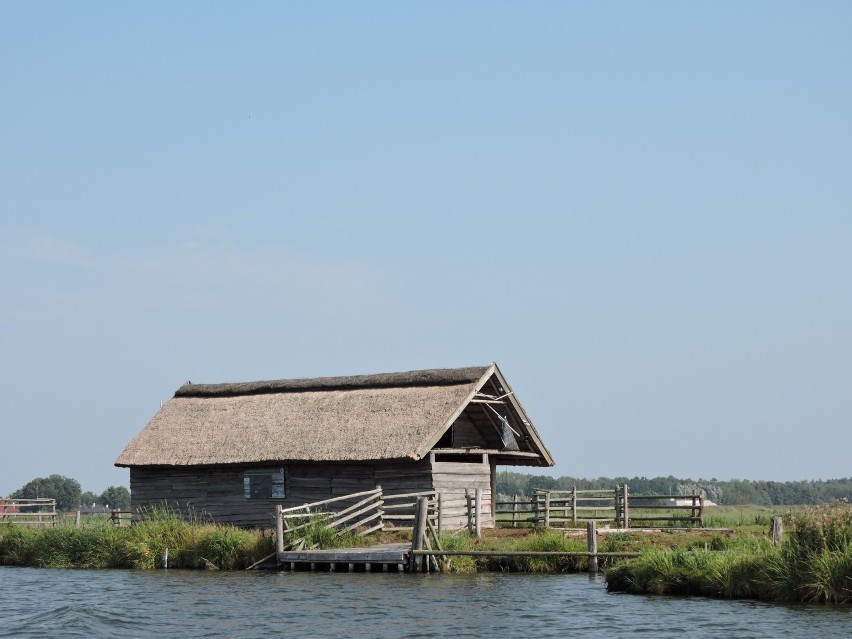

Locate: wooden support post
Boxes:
[512,495,519,528]
[412,496,428,572]
[699,492,706,528]
[75,510,81,529]
[466,490,473,534]
[437,492,442,537]
[544,492,551,529]
[474,488,482,538]
[410,501,421,573]
[587,521,598,573]
[276,505,284,554]
[162,547,169,570]
[622,484,629,529]
[490,461,497,521]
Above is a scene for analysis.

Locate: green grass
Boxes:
[606,503,852,603]
[0,506,381,570]
[0,511,276,570]
[435,529,589,573]
[4,502,850,605]
[703,504,805,530]
[284,514,365,550]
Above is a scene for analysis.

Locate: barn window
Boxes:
[243,468,286,500]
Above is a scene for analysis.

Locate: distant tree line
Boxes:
[497,471,852,506]
[6,475,131,511]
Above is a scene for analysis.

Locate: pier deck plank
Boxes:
[277,543,410,565]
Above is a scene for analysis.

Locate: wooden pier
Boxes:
[261,491,706,574]
[276,542,410,572]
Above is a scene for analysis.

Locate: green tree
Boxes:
[10,474,82,511]
[80,491,99,508]
[99,486,131,510]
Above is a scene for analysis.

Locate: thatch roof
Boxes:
[116,364,553,468]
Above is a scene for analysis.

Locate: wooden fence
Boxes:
[384,490,439,532]
[497,485,706,529]
[0,499,57,528]
[274,486,441,553]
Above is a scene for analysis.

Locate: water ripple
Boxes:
[1,567,849,638]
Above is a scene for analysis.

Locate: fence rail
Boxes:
[497,485,705,529]
[277,487,386,551]
[383,490,439,532]
[0,499,57,528]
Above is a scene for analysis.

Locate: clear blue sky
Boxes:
[2,2,850,496]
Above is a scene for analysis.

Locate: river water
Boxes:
[0,567,849,638]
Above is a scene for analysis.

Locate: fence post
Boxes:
[75,510,81,528]
[622,484,629,529]
[544,492,551,529]
[474,488,482,539]
[771,516,784,547]
[616,486,622,527]
[699,492,705,528]
[276,505,284,554]
[437,492,442,537]
[466,490,473,534]
[512,495,518,528]
[587,520,598,573]
[572,486,577,526]
[533,492,540,527]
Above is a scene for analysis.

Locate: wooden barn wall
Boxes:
[286,462,377,504]
[130,460,434,528]
[430,459,494,529]
[130,456,494,529]
[375,459,433,494]
[130,466,281,528]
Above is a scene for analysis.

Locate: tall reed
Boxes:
[606,503,851,603]
[0,511,275,570]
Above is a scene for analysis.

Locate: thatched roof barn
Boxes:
[116,363,553,528]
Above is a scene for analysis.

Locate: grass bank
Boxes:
[436,528,591,573]
[0,516,277,569]
[605,503,852,603]
[4,503,850,606]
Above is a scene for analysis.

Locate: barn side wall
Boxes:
[131,465,285,528]
[129,456,495,529]
[130,459,435,528]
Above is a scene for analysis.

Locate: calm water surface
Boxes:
[1,567,849,638]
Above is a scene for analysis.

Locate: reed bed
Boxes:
[606,503,852,603]
[3,501,850,605]
[0,511,276,570]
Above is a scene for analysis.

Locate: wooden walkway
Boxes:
[276,543,410,572]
